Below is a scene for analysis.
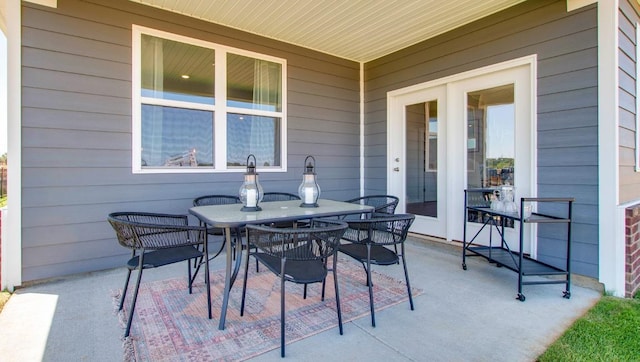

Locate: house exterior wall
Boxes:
[363,0,599,277]
[625,204,640,297]
[20,0,360,282]
[619,0,640,203]
[620,0,640,298]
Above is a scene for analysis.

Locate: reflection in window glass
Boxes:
[141,105,213,167]
[141,34,215,104]
[227,53,282,111]
[467,85,515,189]
[428,101,438,171]
[405,101,438,218]
[227,114,281,167]
[466,85,515,225]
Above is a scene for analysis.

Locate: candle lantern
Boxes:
[298,155,320,208]
[239,154,263,212]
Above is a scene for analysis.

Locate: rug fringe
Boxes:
[111,289,128,327]
[122,336,135,362]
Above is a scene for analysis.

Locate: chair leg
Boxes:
[321,258,329,301]
[280,263,286,358]
[204,242,212,319]
[187,258,193,294]
[366,245,376,327]
[400,244,414,310]
[240,247,251,316]
[124,256,145,338]
[333,254,343,335]
[118,269,132,311]
[119,250,137,310]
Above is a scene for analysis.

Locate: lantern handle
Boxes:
[304,155,316,173]
[246,154,257,173]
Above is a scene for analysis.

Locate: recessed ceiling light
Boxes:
[181,74,190,79]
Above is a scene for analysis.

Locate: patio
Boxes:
[0,236,601,361]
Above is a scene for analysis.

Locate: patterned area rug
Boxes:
[114,259,420,361]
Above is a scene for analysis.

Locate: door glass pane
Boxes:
[406,101,438,217]
[466,84,515,224]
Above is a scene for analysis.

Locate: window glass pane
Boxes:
[227,53,282,111]
[141,34,215,104]
[466,84,515,226]
[141,105,214,167]
[227,114,281,167]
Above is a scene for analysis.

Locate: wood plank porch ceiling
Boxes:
[130,0,526,63]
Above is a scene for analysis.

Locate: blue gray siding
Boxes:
[20,0,360,281]
[363,0,599,277]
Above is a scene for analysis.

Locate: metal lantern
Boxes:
[239,154,264,212]
[298,155,320,208]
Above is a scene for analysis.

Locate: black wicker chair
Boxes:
[339,213,415,327]
[107,212,211,338]
[193,195,242,259]
[262,192,300,202]
[240,219,348,357]
[262,192,304,229]
[345,195,400,215]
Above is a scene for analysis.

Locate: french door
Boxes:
[388,85,447,236]
[388,57,535,254]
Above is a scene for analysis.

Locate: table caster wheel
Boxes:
[462,263,467,270]
[563,291,571,299]
[516,293,526,302]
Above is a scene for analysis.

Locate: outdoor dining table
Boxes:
[189,198,374,330]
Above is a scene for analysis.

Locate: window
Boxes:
[132,26,287,173]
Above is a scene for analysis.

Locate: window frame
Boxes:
[132,25,288,174]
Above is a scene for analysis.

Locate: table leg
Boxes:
[218,226,246,330]
[218,227,234,330]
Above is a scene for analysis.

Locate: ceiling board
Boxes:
[130,0,526,62]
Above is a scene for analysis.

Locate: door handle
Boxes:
[393,167,400,172]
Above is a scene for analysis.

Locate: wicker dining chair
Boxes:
[262,192,304,229]
[193,195,242,259]
[107,212,211,338]
[345,195,400,215]
[339,213,415,327]
[240,218,348,357]
[262,192,300,202]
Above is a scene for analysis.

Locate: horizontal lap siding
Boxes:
[619,0,640,203]
[21,0,360,281]
[364,0,599,277]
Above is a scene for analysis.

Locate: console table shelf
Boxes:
[462,189,574,301]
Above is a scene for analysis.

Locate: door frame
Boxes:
[387,55,537,253]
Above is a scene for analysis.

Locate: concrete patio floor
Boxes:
[0,237,601,361]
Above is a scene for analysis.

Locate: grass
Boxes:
[538,294,640,361]
[0,290,10,313]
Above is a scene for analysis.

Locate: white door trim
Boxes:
[1,0,22,291]
[597,0,624,296]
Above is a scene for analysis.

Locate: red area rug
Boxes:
[114,259,420,361]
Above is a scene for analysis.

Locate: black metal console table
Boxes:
[462,189,574,301]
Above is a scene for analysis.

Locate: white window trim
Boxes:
[131,25,287,174]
